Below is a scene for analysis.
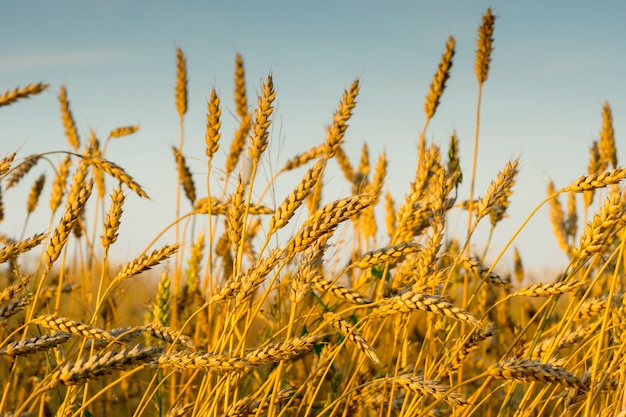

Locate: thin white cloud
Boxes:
[0,49,126,73]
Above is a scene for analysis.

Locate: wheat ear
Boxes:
[0,82,49,107]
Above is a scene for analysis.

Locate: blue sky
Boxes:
[2,1,626,276]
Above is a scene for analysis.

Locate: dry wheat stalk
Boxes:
[225,114,252,176]
[143,323,194,349]
[514,280,587,297]
[226,176,246,251]
[48,345,162,388]
[245,334,319,366]
[449,327,494,372]
[325,79,360,158]
[282,144,326,172]
[185,232,205,294]
[88,130,106,198]
[5,154,41,189]
[167,401,195,417]
[175,47,188,118]
[153,271,171,326]
[288,193,376,254]
[584,141,601,208]
[158,350,248,373]
[324,312,383,368]
[599,101,617,170]
[0,82,49,107]
[58,85,80,150]
[390,374,468,407]
[0,275,31,305]
[0,332,72,356]
[334,145,355,184]
[576,297,607,322]
[84,156,149,199]
[235,248,283,304]
[46,179,93,268]
[447,132,462,188]
[476,158,519,222]
[475,7,496,84]
[32,314,114,341]
[49,155,72,213]
[424,36,455,120]
[547,180,569,254]
[457,256,511,290]
[353,242,422,270]
[565,191,578,245]
[270,158,326,234]
[206,88,221,160]
[25,174,45,214]
[113,243,182,282]
[172,146,196,204]
[0,299,28,322]
[0,233,47,264]
[223,387,294,417]
[488,357,588,391]
[529,323,598,360]
[100,185,124,250]
[565,168,626,193]
[108,125,139,139]
[248,74,275,162]
[376,291,486,329]
[572,194,624,261]
[234,53,248,118]
[193,197,272,216]
[311,274,372,305]
[0,152,16,175]
[370,151,388,200]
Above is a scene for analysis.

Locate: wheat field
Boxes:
[1,8,626,416]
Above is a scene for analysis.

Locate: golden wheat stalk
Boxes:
[49,155,72,213]
[32,314,113,341]
[172,146,196,205]
[193,197,272,216]
[58,85,80,150]
[376,291,486,329]
[234,53,248,118]
[424,36,455,120]
[0,82,49,107]
[0,299,28,322]
[205,88,221,160]
[158,350,248,373]
[324,312,383,368]
[288,193,376,254]
[488,357,588,391]
[353,242,422,270]
[0,233,47,264]
[100,185,125,250]
[0,152,16,176]
[475,158,519,222]
[48,345,162,388]
[224,387,294,417]
[225,114,252,176]
[113,244,182,282]
[599,101,617,169]
[175,47,188,118]
[311,274,372,305]
[565,168,626,193]
[0,332,72,356]
[513,279,587,297]
[25,174,45,214]
[46,179,93,268]
[572,194,624,261]
[245,334,319,366]
[248,74,276,162]
[282,144,326,172]
[475,7,496,84]
[325,79,360,158]
[389,374,468,407]
[269,158,326,234]
[5,154,41,189]
[108,125,139,139]
[84,156,149,199]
